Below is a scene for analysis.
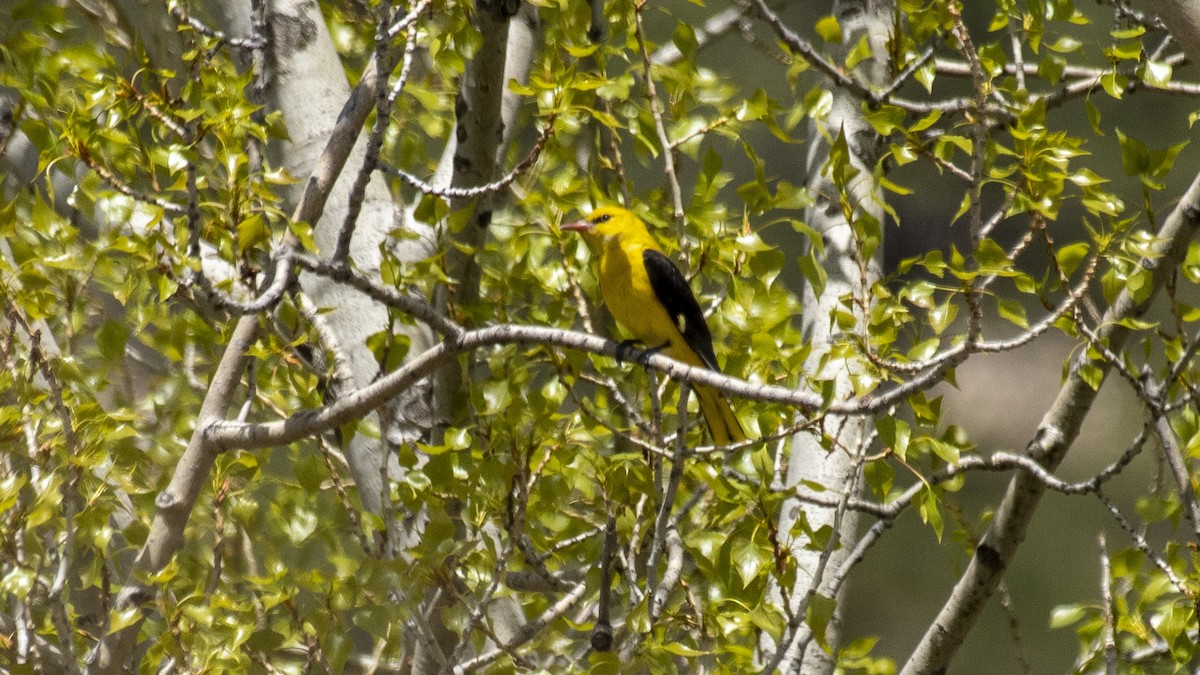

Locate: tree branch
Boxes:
[91,317,258,672]
[900,168,1200,675]
[89,1,407,665]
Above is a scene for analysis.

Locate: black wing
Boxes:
[642,249,720,371]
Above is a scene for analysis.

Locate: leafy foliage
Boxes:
[3,0,1200,672]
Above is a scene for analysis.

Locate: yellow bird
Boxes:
[562,205,746,445]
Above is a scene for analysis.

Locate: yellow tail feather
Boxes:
[694,384,745,445]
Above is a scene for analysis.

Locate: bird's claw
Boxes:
[639,342,669,366]
[617,340,668,366]
[615,339,641,364]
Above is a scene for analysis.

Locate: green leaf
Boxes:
[1038,55,1065,84]
[108,607,143,634]
[864,459,893,501]
[806,593,837,650]
[97,319,130,362]
[1100,70,1127,99]
[909,109,942,133]
[974,238,1012,275]
[845,34,873,70]
[1110,26,1146,40]
[919,488,944,541]
[1055,242,1090,278]
[1150,603,1191,662]
[1049,604,1087,628]
[731,534,769,587]
[662,642,707,657]
[1067,169,1107,187]
[1085,96,1102,135]
[236,212,269,252]
[736,88,771,122]
[927,438,960,465]
[914,60,936,93]
[814,15,842,43]
[749,603,786,637]
[672,23,698,63]
[864,105,906,136]
[997,297,1029,329]
[877,417,911,461]
[798,251,827,298]
[1046,36,1082,53]
[1141,60,1173,88]
[413,194,449,224]
[244,628,286,653]
[928,300,958,335]
[444,426,471,451]
[1079,362,1105,390]
[294,453,325,492]
[1117,128,1189,188]
[1115,316,1156,330]
[701,146,723,183]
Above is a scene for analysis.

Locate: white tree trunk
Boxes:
[769,1,891,671]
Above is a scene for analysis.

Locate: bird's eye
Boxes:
[593,214,611,224]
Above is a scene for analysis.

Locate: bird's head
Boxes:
[561,206,651,246]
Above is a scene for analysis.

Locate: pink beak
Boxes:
[561,219,592,233]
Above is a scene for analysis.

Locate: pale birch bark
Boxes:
[90,1,424,669]
[768,1,891,672]
[213,0,436,522]
[408,3,540,670]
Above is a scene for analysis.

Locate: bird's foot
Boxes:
[638,338,667,365]
[614,339,642,364]
[635,342,669,367]
[615,340,668,366]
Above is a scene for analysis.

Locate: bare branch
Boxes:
[633,2,687,250]
[1099,533,1117,675]
[1095,489,1192,597]
[451,581,588,673]
[332,3,403,266]
[647,388,691,625]
[293,252,461,337]
[206,315,1037,453]
[168,3,267,49]
[387,0,433,38]
[749,0,874,101]
[379,114,556,199]
[74,151,187,215]
[877,38,940,102]
[591,512,617,652]
[187,247,297,314]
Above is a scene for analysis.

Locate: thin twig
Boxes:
[168,3,267,48]
[1095,489,1192,598]
[647,388,691,624]
[632,2,687,251]
[591,511,617,652]
[1099,533,1117,675]
[333,1,399,265]
[750,0,874,101]
[379,114,556,198]
[451,581,588,673]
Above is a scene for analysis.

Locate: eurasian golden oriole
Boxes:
[563,206,745,445]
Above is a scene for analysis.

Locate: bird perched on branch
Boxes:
[562,205,745,445]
